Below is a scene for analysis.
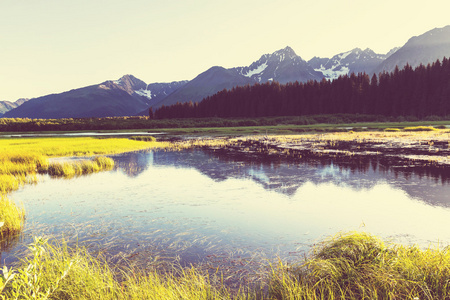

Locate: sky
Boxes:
[1,0,449,102]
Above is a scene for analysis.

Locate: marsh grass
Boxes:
[403,126,439,131]
[2,232,450,299]
[0,137,167,157]
[268,232,450,299]
[0,196,24,239]
[0,238,247,300]
[47,157,114,178]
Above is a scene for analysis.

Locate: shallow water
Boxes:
[3,148,450,270]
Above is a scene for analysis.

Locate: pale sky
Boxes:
[1,0,449,102]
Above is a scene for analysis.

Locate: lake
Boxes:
[3,148,450,273]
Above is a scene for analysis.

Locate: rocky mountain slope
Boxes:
[374,25,450,74]
[3,75,186,119]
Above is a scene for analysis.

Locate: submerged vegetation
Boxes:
[2,232,450,299]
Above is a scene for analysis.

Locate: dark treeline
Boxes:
[154,58,450,119]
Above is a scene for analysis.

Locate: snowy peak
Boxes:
[309,48,387,79]
[272,46,299,61]
[234,46,322,84]
[113,74,147,95]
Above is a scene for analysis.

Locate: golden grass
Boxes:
[2,232,450,299]
[0,238,247,299]
[0,196,25,239]
[268,232,450,299]
[0,137,168,157]
[47,157,115,178]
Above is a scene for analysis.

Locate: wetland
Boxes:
[2,130,450,298]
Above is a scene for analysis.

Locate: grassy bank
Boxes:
[1,232,449,299]
[0,137,167,237]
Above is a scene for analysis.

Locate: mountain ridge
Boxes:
[4,25,450,119]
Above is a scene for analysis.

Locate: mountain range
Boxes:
[3,25,450,119]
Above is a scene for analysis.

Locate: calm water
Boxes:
[3,149,450,268]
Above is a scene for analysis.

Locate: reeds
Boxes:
[2,232,450,299]
[0,238,246,299]
[47,156,115,178]
[0,196,25,239]
[268,232,450,299]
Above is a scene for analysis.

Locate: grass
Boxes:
[268,232,450,299]
[2,232,450,299]
[0,196,24,239]
[404,126,439,131]
[0,137,167,157]
[0,237,247,299]
[47,157,115,178]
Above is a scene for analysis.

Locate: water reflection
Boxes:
[3,149,450,273]
[114,149,450,207]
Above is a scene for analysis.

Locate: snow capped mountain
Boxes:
[4,25,450,119]
[234,46,323,84]
[3,75,187,119]
[309,48,388,80]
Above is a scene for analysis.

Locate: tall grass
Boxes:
[0,238,246,299]
[47,157,115,178]
[268,232,450,299]
[2,233,450,299]
[0,196,24,239]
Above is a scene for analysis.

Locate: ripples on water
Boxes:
[3,149,450,278]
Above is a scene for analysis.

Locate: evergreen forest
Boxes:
[153,58,450,119]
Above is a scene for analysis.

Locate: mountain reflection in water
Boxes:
[3,149,450,270]
[113,149,450,208]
